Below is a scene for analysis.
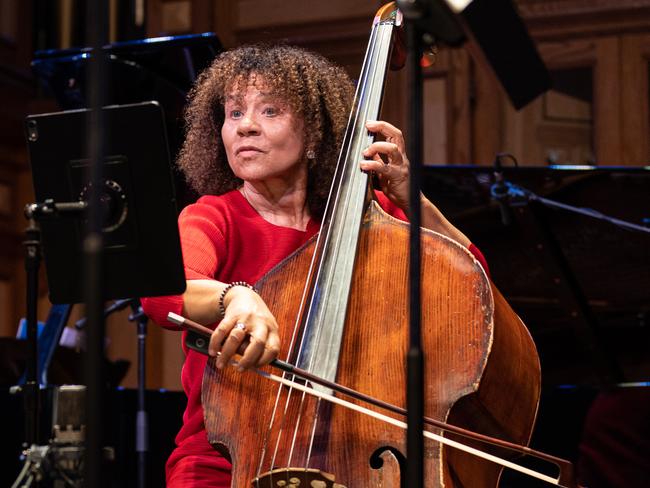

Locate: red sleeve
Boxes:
[140,295,184,330]
[176,202,227,281]
[373,190,408,221]
[468,243,490,279]
[374,190,490,278]
[141,202,227,329]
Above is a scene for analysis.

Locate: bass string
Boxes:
[255,180,349,478]
[253,375,290,484]
[256,166,339,478]
[288,18,393,474]
[256,13,395,480]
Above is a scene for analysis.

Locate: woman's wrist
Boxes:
[219,281,258,317]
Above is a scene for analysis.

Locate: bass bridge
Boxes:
[253,468,347,488]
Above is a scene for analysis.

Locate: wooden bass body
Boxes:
[202,201,541,487]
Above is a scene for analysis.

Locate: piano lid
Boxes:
[31,33,223,208]
[31,33,223,110]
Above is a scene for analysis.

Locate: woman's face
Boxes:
[221,79,306,185]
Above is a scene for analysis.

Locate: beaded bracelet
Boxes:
[218,281,257,317]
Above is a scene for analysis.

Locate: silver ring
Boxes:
[235,322,246,331]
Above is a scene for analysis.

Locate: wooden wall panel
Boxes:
[235,16,373,77]
[0,0,41,338]
[236,0,378,30]
[620,33,650,163]
[493,38,599,165]
[471,19,650,166]
[423,77,448,164]
[593,37,622,163]
[472,65,506,165]
[520,0,650,40]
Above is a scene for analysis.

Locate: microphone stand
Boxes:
[490,173,649,386]
[129,300,149,488]
[396,1,466,484]
[19,201,86,484]
[490,154,514,227]
[403,20,425,488]
[22,212,42,451]
[74,298,134,331]
[493,178,650,235]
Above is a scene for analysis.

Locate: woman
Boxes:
[141,44,487,487]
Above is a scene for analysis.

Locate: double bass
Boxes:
[187,4,573,487]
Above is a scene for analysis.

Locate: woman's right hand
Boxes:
[208,285,281,371]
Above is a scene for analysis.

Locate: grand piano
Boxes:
[422,165,650,388]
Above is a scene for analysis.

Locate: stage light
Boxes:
[444,0,473,14]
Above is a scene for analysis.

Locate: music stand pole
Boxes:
[23,213,42,448]
[84,0,108,485]
[21,202,88,452]
[404,20,425,488]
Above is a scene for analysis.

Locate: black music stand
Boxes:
[26,101,185,303]
[21,101,185,487]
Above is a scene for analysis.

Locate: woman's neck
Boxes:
[240,180,311,231]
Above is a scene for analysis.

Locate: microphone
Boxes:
[74,298,134,329]
[490,153,512,226]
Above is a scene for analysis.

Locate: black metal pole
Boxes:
[527,201,624,386]
[405,20,425,488]
[137,318,147,488]
[84,0,108,485]
[23,215,42,448]
[130,301,149,488]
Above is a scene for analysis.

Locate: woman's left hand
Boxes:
[361,120,410,212]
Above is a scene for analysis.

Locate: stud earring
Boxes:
[306,149,315,160]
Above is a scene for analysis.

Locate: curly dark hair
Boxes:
[177,44,355,218]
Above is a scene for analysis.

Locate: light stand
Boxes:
[84,0,109,485]
[403,20,425,488]
[396,1,552,484]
